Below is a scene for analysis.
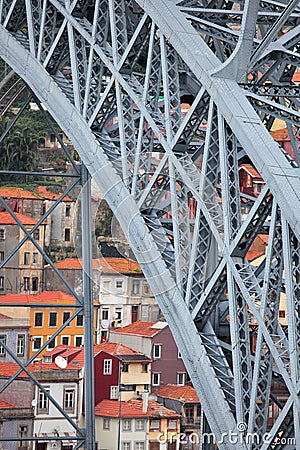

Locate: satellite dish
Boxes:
[101,319,110,329]
[55,355,67,369]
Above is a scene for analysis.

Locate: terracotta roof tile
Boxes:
[0,211,40,226]
[95,399,179,418]
[52,257,142,274]
[0,362,29,378]
[111,321,168,337]
[0,399,17,409]
[153,385,199,403]
[95,342,151,361]
[0,187,39,200]
[0,291,76,305]
[38,186,72,202]
[238,164,262,179]
[246,251,265,262]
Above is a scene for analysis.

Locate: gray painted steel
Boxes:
[0,1,299,449]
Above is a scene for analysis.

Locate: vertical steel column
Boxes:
[81,164,95,450]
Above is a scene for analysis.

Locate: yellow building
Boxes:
[0,291,99,358]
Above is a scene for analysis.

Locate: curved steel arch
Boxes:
[0,1,299,449]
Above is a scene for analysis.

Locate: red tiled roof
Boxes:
[111,321,168,337]
[292,72,300,83]
[0,211,40,226]
[0,187,39,200]
[246,251,265,262]
[270,127,294,142]
[0,399,17,409]
[31,345,85,371]
[95,342,151,361]
[153,385,199,403]
[258,234,269,244]
[238,164,262,180]
[38,186,72,202]
[52,257,142,274]
[95,399,179,418]
[0,362,29,378]
[0,291,76,305]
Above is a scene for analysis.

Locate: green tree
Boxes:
[0,109,50,180]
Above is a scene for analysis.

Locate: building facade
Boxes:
[110,322,189,389]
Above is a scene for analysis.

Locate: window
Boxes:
[122,419,131,431]
[110,386,119,400]
[34,312,43,327]
[64,228,71,241]
[0,251,4,262]
[61,336,70,345]
[102,280,111,293]
[135,419,145,431]
[142,363,148,373]
[24,277,30,291]
[32,252,38,264]
[0,228,5,239]
[132,280,140,295]
[49,312,57,327]
[177,372,186,386]
[178,350,182,359]
[103,418,110,430]
[47,336,56,349]
[63,311,71,325]
[116,280,123,289]
[32,277,38,291]
[24,252,30,265]
[33,229,40,241]
[102,309,109,320]
[153,344,162,359]
[0,276,4,291]
[122,443,131,450]
[75,336,83,346]
[150,419,160,430]
[18,424,28,442]
[152,373,160,386]
[0,335,7,357]
[279,310,286,318]
[32,337,42,351]
[76,313,83,327]
[143,282,150,295]
[122,363,129,373]
[103,359,112,375]
[168,419,177,430]
[66,205,71,217]
[17,334,25,357]
[64,388,75,413]
[50,133,56,143]
[114,308,122,325]
[144,384,149,392]
[37,387,50,413]
[135,443,144,450]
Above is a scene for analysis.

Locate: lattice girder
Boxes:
[0,1,300,449]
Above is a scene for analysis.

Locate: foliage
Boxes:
[0,109,50,180]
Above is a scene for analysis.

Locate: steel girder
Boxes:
[0,1,300,449]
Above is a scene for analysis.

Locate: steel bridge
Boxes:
[0,1,299,450]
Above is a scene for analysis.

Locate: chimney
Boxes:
[142,392,149,413]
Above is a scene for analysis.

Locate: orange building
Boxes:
[0,291,99,358]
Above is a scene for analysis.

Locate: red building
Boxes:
[110,321,189,389]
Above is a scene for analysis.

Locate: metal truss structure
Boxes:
[0,1,300,449]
